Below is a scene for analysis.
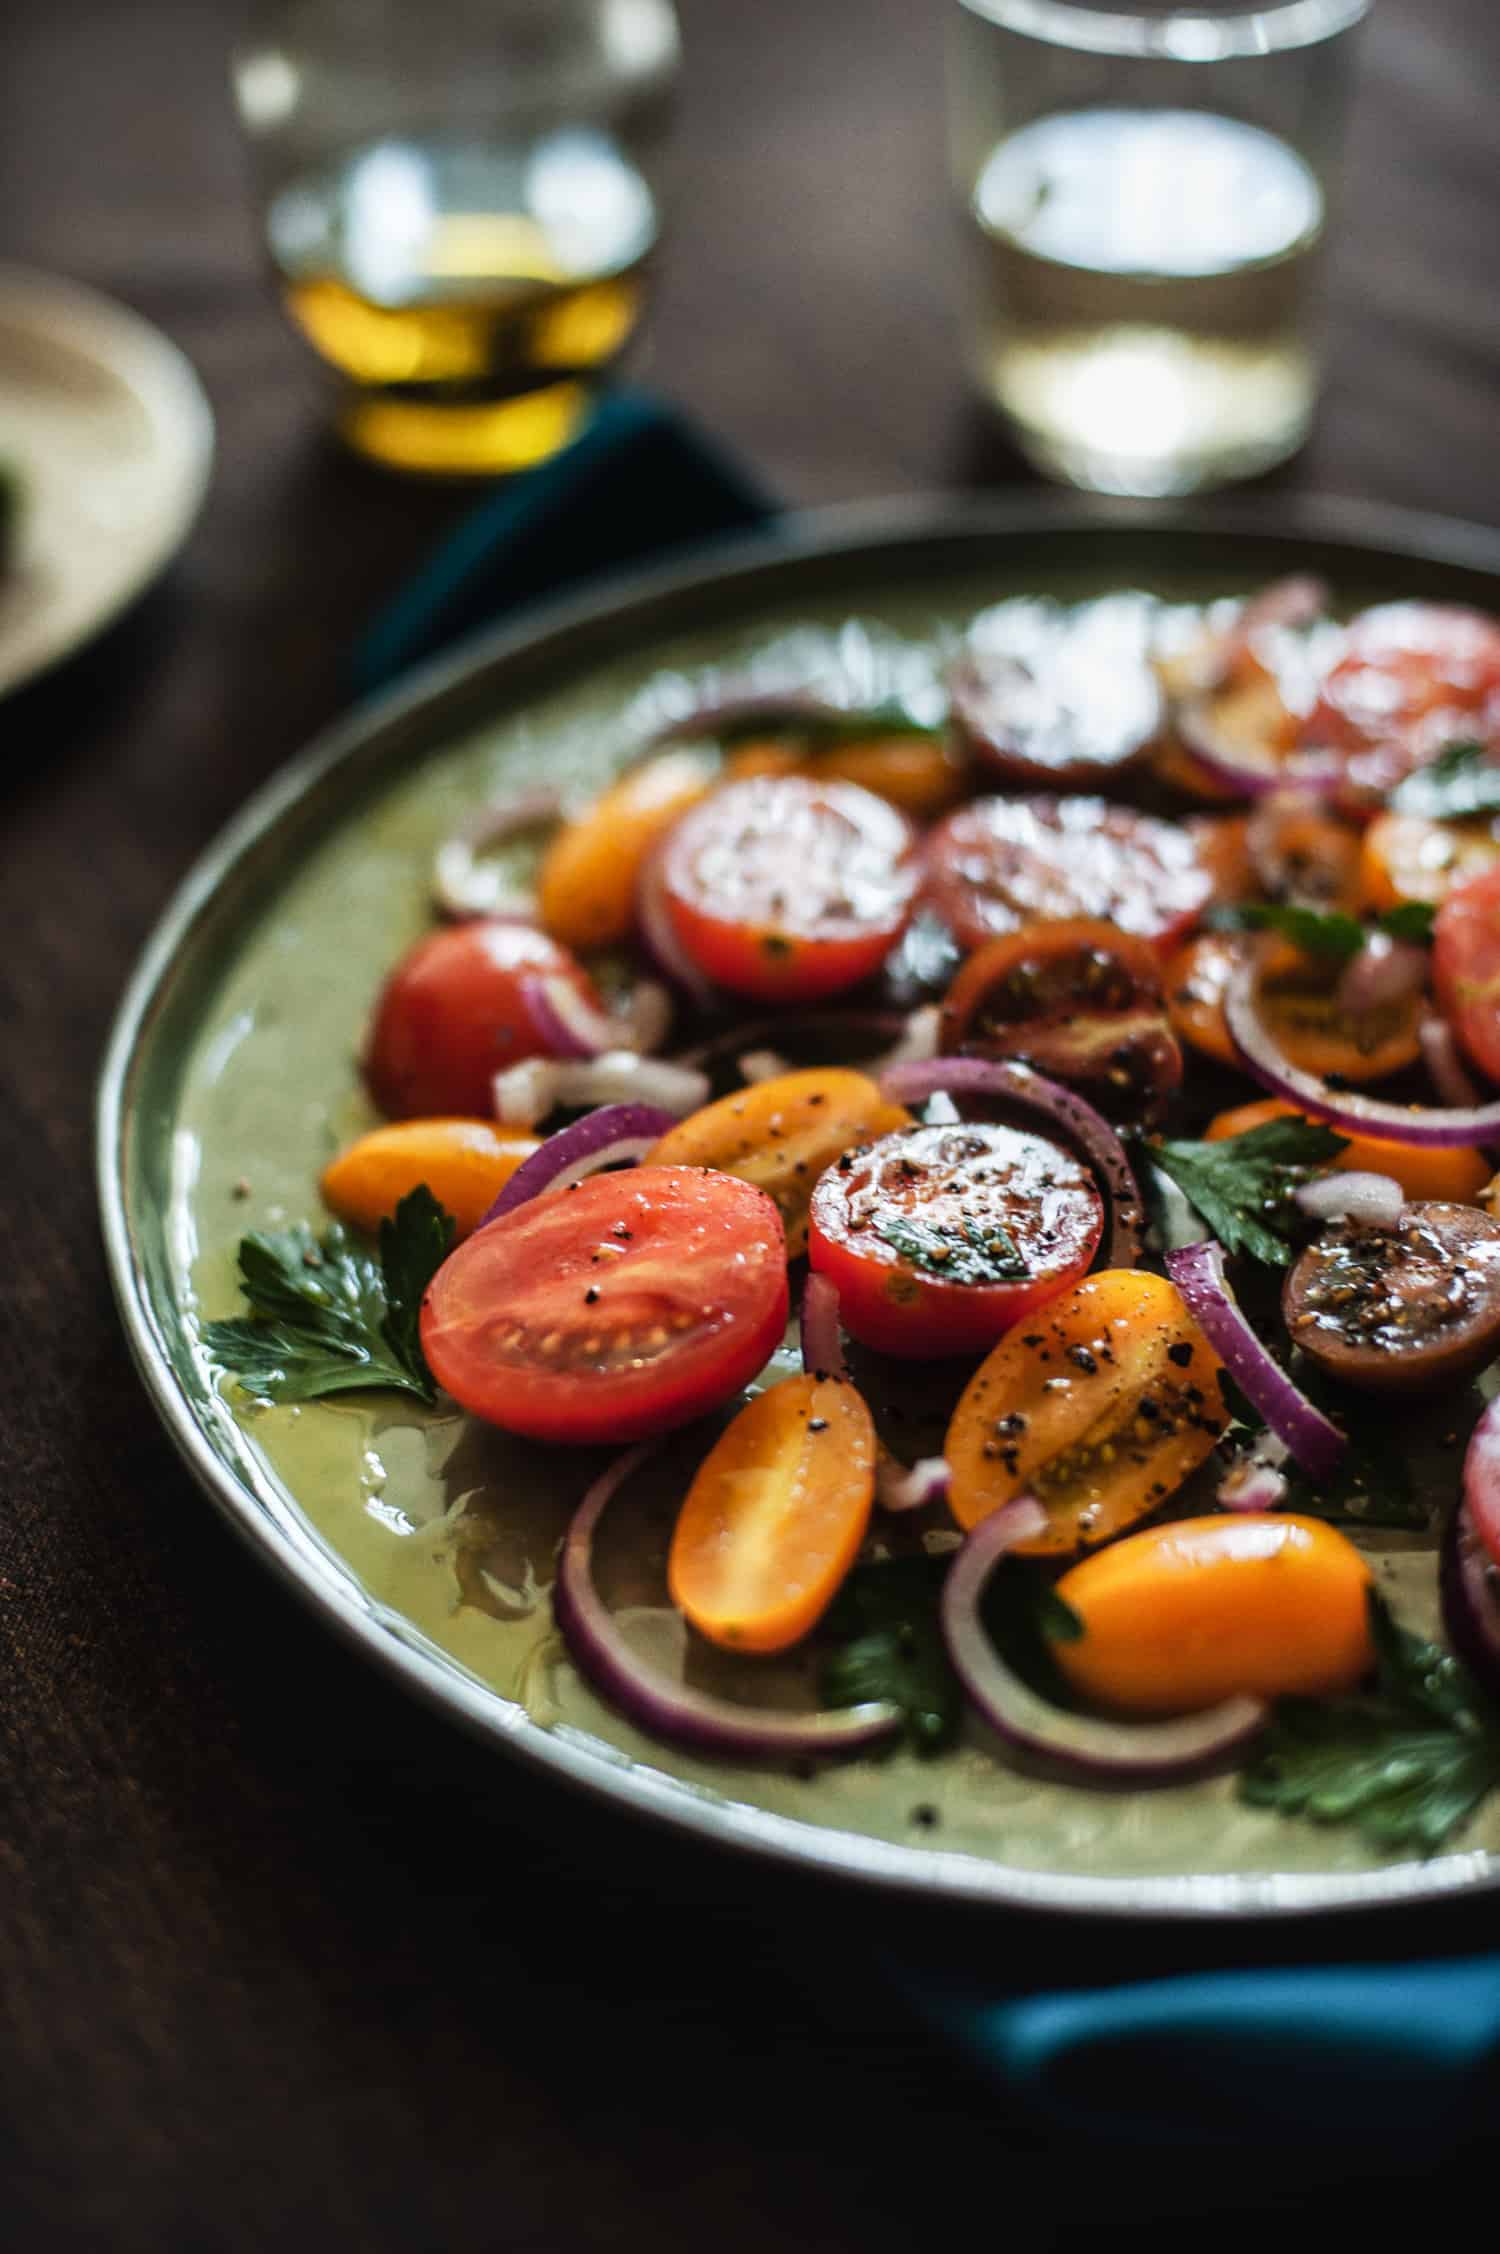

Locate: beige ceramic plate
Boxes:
[98,495,1500,1920]
[0,264,214,696]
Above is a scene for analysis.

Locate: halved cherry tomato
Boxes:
[419,1166,789,1444]
[1164,929,1245,1069]
[1251,934,1424,1082]
[948,594,1165,789]
[1434,863,1500,1084]
[659,773,919,1002]
[1361,809,1500,914]
[321,1119,541,1238]
[807,1121,1103,1360]
[1299,601,1500,805]
[667,1374,875,1653]
[1053,1515,1373,1716]
[1283,1201,1500,1395]
[923,795,1213,956]
[945,1269,1227,1556]
[537,749,714,952]
[1245,794,1364,910]
[938,920,1180,1121]
[1185,813,1254,903]
[647,1068,909,1257]
[365,921,603,1119]
[1205,1096,1491,1205]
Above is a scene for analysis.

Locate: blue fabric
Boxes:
[358,388,1500,2146]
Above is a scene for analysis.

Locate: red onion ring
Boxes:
[637,839,717,1009]
[799,1271,848,1380]
[939,1497,1267,1783]
[431,787,561,920]
[521,972,673,1061]
[1420,1013,1484,1110]
[1224,957,1500,1149]
[494,1052,710,1130]
[876,1456,951,1513]
[1462,1394,1500,1577]
[552,1447,903,1760]
[1166,1239,1345,1479]
[1175,702,1343,803]
[1440,1493,1500,1706]
[479,1104,680,1225]
[879,1055,1144,1269]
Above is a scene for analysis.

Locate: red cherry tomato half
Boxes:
[420,1166,790,1444]
[1434,863,1500,1086]
[1300,602,1500,805]
[365,920,601,1119]
[659,773,919,1002]
[807,1121,1103,1359]
[923,795,1213,956]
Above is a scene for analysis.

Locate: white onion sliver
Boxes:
[495,1051,710,1129]
[1293,1170,1405,1229]
[871,1005,942,1077]
[1217,1460,1290,1512]
[876,1454,951,1514]
[432,787,561,920]
[738,1049,791,1085]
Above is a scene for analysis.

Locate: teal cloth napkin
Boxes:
[355,390,1500,2144]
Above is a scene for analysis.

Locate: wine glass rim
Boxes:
[953,0,1369,60]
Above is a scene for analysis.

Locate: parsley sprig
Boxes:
[1210,899,1436,960]
[1389,739,1500,821]
[1142,1116,1348,1266]
[203,1185,455,1405]
[1241,1592,1500,1853]
[878,1213,1028,1284]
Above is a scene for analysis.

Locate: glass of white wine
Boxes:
[234,0,680,475]
[948,0,1369,495]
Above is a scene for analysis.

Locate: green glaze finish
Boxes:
[99,499,1500,1918]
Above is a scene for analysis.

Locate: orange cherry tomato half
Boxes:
[659,773,919,1002]
[1360,809,1500,915]
[667,1373,876,1654]
[365,920,603,1119]
[1204,1096,1491,1205]
[1245,795,1364,912]
[945,1269,1228,1556]
[1053,1514,1374,1717]
[1300,601,1500,806]
[806,1120,1103,1360]
[647,1067,909,1257]
[419,1166,789,1445]
[537,749,715,952]
[923,795,1213,956]
[1434,862,1500,1086]
[1163,929,1246,1069]
[321,1119,542,1238]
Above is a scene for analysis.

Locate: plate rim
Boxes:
[0,261,216,697]
[97,489,1500,1924]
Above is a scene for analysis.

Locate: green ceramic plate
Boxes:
[98,494,1500,1920]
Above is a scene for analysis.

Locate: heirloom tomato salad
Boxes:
[206,580,1500,1853]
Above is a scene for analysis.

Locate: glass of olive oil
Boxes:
[234,0,680,475]
[947,0,1369,495]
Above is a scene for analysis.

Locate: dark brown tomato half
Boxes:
[948,594,1165,789]
[923,795,1214,957]
[938,919,1181,1122]
[1282,1201,1500,1395]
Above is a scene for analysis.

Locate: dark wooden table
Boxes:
[5,2,1499,2245]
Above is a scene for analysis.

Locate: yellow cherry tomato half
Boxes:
[321,1119,541,1239]
[1205,1095,1491,1206]
[945,1269,1228,1557]
[537,749,715,952]
[1054,1514,1375,1716]
[668,1373,876,1654]
[647,1066,909,1257]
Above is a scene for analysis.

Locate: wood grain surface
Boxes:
[3,1,1499,2245]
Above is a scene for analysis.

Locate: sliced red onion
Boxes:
[879,1055,1144,1269]
[1293,1170,1406,1229]
[1166,1239,1345,1479]
[738,1048,791,1084]
[799,1271,848,1381]
[1225,957,1500,1148]
[1462,1394,1500,1577]
[494,1050,710,1130]
[552,1446,902,1760]
[432,787,561,920]
[479,1103,680,1224]
[1335,934,1428,1019]
[521,972,673,1062]
[1420,1012,1484,1110]
[876,1454,951,1513]
[1441,1493,1500,1705]
[637,841,717,1009]
[1175,704,1342,802]
[940,1497,1267,1784]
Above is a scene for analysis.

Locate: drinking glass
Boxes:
[234,0,680,474]
[947,0,1370,495]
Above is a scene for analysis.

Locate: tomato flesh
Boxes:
[366,920,602,1119]
[419,1166,789,1444]
[660,772,919,1001]
[923,795,1213,955]
[1300,602,1500,805]
[1434,863,1500,1085]
[806,1121,1103,1359]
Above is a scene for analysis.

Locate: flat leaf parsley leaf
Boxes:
[1389,739,1500,821]
[878,1213,1028,1284]
[203,1185,455,1406]
[820,1554,961,1753]
[1210,900,1436,958]
[1376,899,1438,945]
[1240,1592,1500,1854]
[1142,1117,1348,1266]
